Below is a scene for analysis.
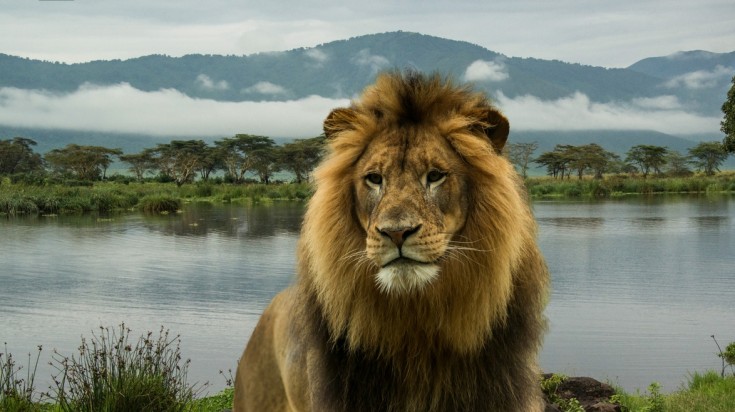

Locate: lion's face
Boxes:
[353,126,470,294]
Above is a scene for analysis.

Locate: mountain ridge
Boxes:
[1,31,732,160]
[1,31,732,114]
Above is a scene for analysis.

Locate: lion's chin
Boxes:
[375,261,439,295]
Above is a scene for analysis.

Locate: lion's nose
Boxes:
[378,225,421,249]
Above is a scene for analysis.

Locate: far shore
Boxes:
[2,172,734,217]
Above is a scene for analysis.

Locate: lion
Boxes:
[233,70,550,412]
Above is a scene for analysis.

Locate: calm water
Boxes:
[1,196,733,394]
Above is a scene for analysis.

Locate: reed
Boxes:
[0,343,43,412]
[49,324,202,412]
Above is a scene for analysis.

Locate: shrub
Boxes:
[194,184,214,198]
[50,324,202,412]
[0,195,39,215]
[138,195,181,214]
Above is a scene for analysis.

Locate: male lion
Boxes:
[234,71,549,412]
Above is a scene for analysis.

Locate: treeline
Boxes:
[507,141,731,179]
[2,136,732,189]
[0,134,325,186]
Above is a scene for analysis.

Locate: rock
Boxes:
[543,374,621,412]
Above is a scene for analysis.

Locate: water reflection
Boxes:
[141,201,305,237]
[537,217,604,229]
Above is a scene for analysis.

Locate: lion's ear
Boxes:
[483,109,510,154]
[324,108,357,139]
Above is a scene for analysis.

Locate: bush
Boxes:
[50,324,202,412]
[194,184,214,198]
[0,195,39,215]
[138,195,181,214]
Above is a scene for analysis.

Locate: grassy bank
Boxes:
[3,173,734,216]
[526,172,735,199]
[0,180,314,216]
[4,330,734,412]
[613,371,735,412]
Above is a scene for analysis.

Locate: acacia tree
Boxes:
[534,147,568,179]
[664,151,693,177]
[44,144,122,181]
[578,143,618,179]
[689,141,728,176]
[722,75,735,153]
[148,140,208,186]
[625,145,668,178]
[506,142,538,178]
[535,145,582,179]
[215,134,279,184]
[119,152,156,182]
[0,137,44,175]
[197,145,220,181]
[279,136,325,183]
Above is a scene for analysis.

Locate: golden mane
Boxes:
[299,71,540,358]
[235,70,549,411]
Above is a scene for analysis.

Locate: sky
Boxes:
[3,0,733,68]
[1,0,733,138]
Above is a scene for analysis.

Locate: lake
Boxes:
[1,195,733,395]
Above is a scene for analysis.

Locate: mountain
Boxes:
[0,31,733,160]
[1,32,731,115]
[628,50,735,79]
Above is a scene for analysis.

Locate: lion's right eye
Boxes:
[365,173,383,186]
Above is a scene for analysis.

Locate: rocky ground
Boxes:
[543,374,621,412]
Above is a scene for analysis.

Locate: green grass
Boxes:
[0,181,314,216]
[189,388,234,411]
[2,172,733,216]
[613,372,735,412]
[526,172,735,199]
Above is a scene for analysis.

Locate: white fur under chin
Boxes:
[375,263,439,294]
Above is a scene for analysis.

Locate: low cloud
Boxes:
[304,48,329,66]
[195,74,229,91]
[0,83,348,137]
[664,65,733,89]
[463,59,509,82]
[352,49,390,74]
[242,81,289,96]
[495,92,720,135]
[0,84,720,139]
[630,95,682,110]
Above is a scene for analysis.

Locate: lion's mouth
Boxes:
[381,256,432,268]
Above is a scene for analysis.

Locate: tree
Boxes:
[148,140,209,187]
[578,143,618,179]
[722,75,735,153]
[119,152,156,182]
[215,134,279,184]
[279,136,326,183]
[196,145,220,181]
[663,151,693,177]
[44,144,122,181]
[534,147,570,179]
[688,141,728,176]
[506,142,538,178]
[625,145,668,178]
[0,137,44,175]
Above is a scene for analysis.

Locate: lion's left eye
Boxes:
[426,170,447,184]
[365,173,383,186]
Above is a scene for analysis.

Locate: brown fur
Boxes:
[234,71,550,412]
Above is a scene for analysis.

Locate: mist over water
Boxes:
[1,196,733,393]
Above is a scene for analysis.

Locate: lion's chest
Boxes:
[319,339,504,412]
